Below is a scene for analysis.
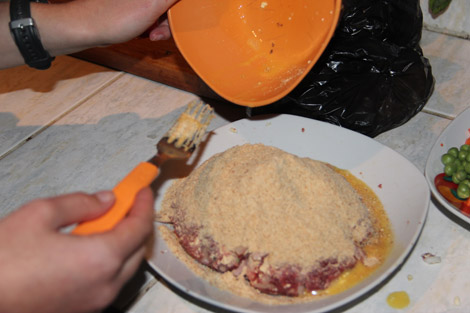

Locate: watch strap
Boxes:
[9,0,54,70]
[10,0,49,20]
[10,0,31,20]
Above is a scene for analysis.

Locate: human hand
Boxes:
[147,13,173,42]
[67,0,180,45]
[1,0,180,68]
[0,188,154,313]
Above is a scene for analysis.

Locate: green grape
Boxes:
[466,153,470,162]
[448,147,459,157]
[445,164,457,176]
[441,153,456,165]
[459,150,468,161]
[452,169,467,184]
[457,183,470,199]
[461,180,470,188]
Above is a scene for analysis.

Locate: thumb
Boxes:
[37,191,116,229]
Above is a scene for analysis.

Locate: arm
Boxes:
[0,0,178,69]
[0,188,154,313]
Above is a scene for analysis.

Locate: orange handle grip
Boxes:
[72,162,159,235]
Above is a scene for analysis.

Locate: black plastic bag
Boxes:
[250,0,435,137]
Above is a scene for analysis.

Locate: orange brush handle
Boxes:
[72,162,159,235]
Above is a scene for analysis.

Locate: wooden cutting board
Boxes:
[72,38,221,100]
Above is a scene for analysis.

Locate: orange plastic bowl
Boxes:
[168,0,342,107]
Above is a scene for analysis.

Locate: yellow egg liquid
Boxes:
[387,291,410,309]
[311,169,394,297]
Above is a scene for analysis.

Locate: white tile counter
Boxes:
[420,0,470,39]
[1,28,470,313]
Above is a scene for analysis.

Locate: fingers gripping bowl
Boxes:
[148,115,430,313]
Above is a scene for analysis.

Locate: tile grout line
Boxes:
[0,72,126,161]
[422,107,456,120]
[423,25,470,41]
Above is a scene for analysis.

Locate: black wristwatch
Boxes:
[9,0,55,70]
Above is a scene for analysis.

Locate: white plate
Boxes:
[148,114,430,313]
[425,107,470,225]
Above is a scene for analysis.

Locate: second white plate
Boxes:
[425,107,470,225]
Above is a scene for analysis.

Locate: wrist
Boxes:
[9,0,54,69]
[30,1,103,57]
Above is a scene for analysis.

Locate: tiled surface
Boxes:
[0,55,122,158]
[0,73,199,218]
[421,30,470,118]
[420,0,470,39]
[375,111,451,172]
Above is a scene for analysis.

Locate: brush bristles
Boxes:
[165,100,214,151]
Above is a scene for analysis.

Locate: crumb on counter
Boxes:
[260,1,268,8]
[421,252,441,264]
[407,274,413,281]
[229,127,238,133]
[454,296,461,306]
